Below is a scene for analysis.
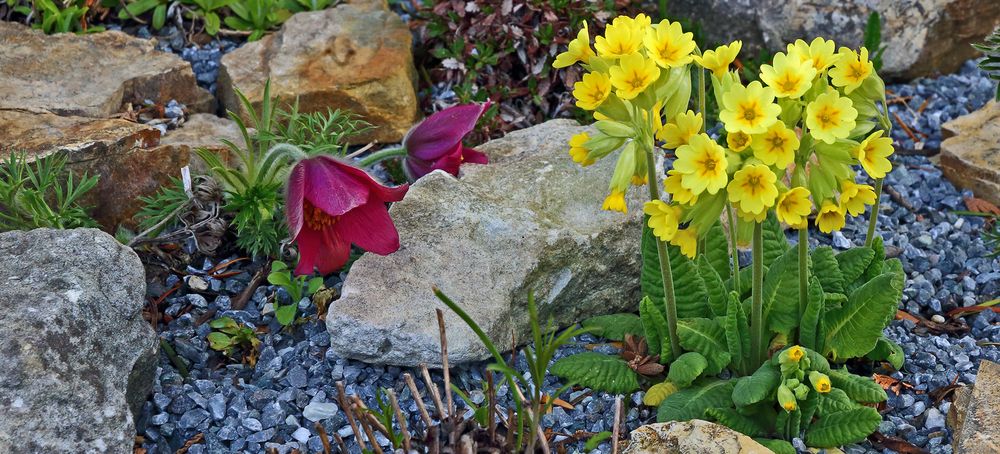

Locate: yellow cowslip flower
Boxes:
[671,228,698,259]
[553,21,596,68]
[603,190,628,214]
[573,72,612,111]
[719,81,782,134]
[644,200,681,241]
[726,131,752,152]
[777,385,797,412]
[693,41,742,77]
[657,110,703,148]
[664,170,699,205]
[805,91,858,144]
[816,200,846,233]
[727,164,778,219]
[644,19,696,68]
[609,53,660,100]
[568,132,595,166]
[787,37,840,72]
[674,133,729,195]
[809,371,832,394]
[750,122,799,168]
[839,180,877,216]
[777,187,812,227]
[829,47,874,94]
[787,345,805,362]
[594,17,644,58]
[856,130,894,178]
[760,52,817,98]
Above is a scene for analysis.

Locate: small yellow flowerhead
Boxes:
[816,200,846,233]
[573,72,612,111]
[809,371,832,394]
[568,132,595,166]
[644,200,681,241]
[595,16,645,58]
[719,81,782,134]
[726,131,752,152]
[856,130,894,178]
[657,110,703,149]
[727,164,779,219]
[829,47,874,94]
[777,384,797,412]
[787,37,840,72]
[760,52,817,99]
[664,170,699,205]
[609,53,660,100]
[603,190,628,214]
[787,346,805,362]
[777,187,812,227]
[694,41,742,77]
[553,21,596,69]
[805,91,858,144]
[839,180,877,216]
[644,20,696,68]
[673,133,729,195]
[671,228,698,259]
[751,122,799,168]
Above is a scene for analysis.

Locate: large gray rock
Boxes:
[668,0,1000,79]
[0,229,158,454]
[951,360,1000,453]
[326,119,649,366]
[622,420,771,454]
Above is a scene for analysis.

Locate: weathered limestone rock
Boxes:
[951,360,1000,453]
[668,0,1000,79]
[0,228,158,454]
[622,420,771,454]
[218,4,419,144]
[156,113,246,174]
[0,22,213,117]
[326,119,649,366]
[940,101,1000,206]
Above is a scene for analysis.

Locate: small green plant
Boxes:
[973,26,1000,101]
[280,0,335,13]
[27,0,105,34]
[364,388,407,449]
[133,176,191,235]
[118,0,171,30]
[184,0,232,35]
[266,100,373,156]
[0,152,99,231]
[207,316,262,364]
[223,0,291,41]
[863,11,887,72]
[266,260,323,326]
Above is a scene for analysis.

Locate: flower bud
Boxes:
[584,133,626,161]
[596,120,637,138]
[794,383,810,400]
[779,345,805,365]
[809,371,832,393]
[777,385,797,412]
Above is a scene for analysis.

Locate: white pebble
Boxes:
[931,314,946,323]
[292,427,311,443]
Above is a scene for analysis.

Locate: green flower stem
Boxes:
[797,227,808,339]
[864,178,884,247]
[356,147,406,168]
[751,222,765,367]
[643,145,683,360]
[658,0,668,20]
[726,203,740,291]
[697,65,707,134]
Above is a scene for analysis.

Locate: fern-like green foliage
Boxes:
[657,379,735,422]
[267,101,372,156]
[973,26,1000,101]
[805,407,882,448]
[0,152,98,232]
[580,313,643,341]
[134,176,189,233]
[550,352,639,394]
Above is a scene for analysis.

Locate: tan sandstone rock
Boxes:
[218,4,419,144]
[156,113,246,174]
[0,22,213,117]
[940,101,1000,206]
[622,420,771,454]
[951,360,1000,453]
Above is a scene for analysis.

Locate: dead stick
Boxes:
[487,372,497,444]
[351,395,390,435]
[435,309,455,417]
[314,422,332,454]
[353,401,384,454]
[506,408,516,453]
[332,433,348,454]
[404,372,434,430]
[420,365,446,420]
[612,396,623,454]
[387,389,412,452]
[336,381,368,452]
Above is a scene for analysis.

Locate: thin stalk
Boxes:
[356,147,406,168]
[658,0,668,20]
[750,222,765,367]
[726,204,740,291]
[797,228,808,341]
[697,64,707,133]
[864,178,884,247]
[643,145,683,359]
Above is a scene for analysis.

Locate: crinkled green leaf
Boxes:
[550,352,640,394]
[828,369,887,403]
[706,407,767,437]
[725,294,750,375]
[805,407,882,448]
[761,247,800,337]
[639,297,668,361]
[732,362,781,407]
[799,276,825,352]
[582,313,643,341]
[836,247,875,286]
[657,379,735,422]
[677,318,732,375]
[817,388,858,416]
[861,236,886,282]
[800,390,820,429]
[762,212,789,268]
[865,337,905,369]
[698,255,729,317]
[705,220,732,282]
[642,222,712,319]
[824,292,847,311]
[754,438,795,454]
[668,352,708,388]
[775,408,802,439]
[811,247,845,294]
[805,347,832,374]
[823,273,900,361]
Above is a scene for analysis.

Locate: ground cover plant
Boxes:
[548,13,903,450]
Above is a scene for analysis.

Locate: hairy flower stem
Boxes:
[797,228,808,340]
[697,66,707,134]
[643,145,683,360]
[356,147,406,168]
[864,178,884,247]
[726,204,741,291]
[751,222,765,367]
[658,0,669,20]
